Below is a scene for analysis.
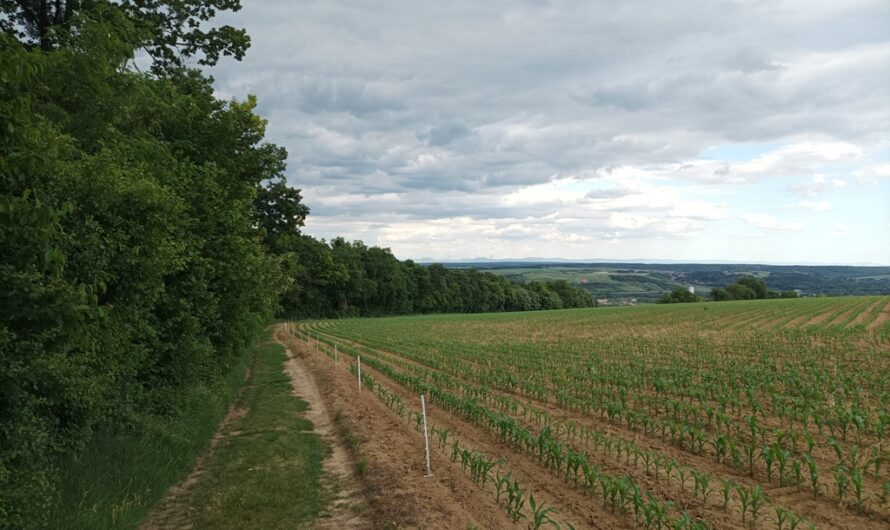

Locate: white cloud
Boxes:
[855,162,890,184]
[787,174,848,196]
[797,200,832,211]
[742,214,805,231]
[825,225,856,237]
[206,0,889,263]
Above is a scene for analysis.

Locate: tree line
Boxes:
[0,2,592,526]
[272,235,595,318]
[658,276,799,304]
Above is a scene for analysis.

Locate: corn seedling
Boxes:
[850,467,866,513]
[692,470,711,502]
[506,477,526,522]
[737,485,751,523]
[834,465,848,503]
[721,479,735,510]
[749,485,765,523]
[528,493,559,530]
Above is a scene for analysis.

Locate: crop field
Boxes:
[295,296,890,529]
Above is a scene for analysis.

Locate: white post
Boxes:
[421,394,432,477]
[357,356,362,392]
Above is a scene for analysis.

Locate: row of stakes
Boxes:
[295,323,433,478]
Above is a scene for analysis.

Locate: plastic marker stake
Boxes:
[421,394,432,477]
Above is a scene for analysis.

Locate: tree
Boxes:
[659,287,700,304]
[2,0,250,71]
[0,8,281,524]
[726,283,757,300]
[253,179,309,251]
[736,276,768,299]
[711,287,733,301]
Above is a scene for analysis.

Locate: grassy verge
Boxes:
[49,347,252,529]
[152,328,326,529]
[49,326,327,529]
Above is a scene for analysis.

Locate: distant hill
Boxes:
[438,262,890,302]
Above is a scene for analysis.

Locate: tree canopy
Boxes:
[711,276,798,302]
[1,3,276,525]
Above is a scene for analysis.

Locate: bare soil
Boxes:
[308,327,890,529]
[279,336,371,529]
[867,300,890,331]
[277,327,519,529]
[848,299,885,327]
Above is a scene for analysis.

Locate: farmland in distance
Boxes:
[296,296,890,529]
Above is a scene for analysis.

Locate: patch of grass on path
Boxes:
[173,330,326,529]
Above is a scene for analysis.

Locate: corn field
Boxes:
[297,296,890,529]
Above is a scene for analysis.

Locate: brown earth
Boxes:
[866,300,890,331]
[280,340,371,529]
[277,326,519,529]
[307,326,890,529]
[848,299,885,327]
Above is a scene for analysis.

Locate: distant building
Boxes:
[619,298,638,306]
[597,298,610,306]
[688,286,695,294]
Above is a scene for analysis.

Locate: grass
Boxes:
[164,329,327,529]
[49,326,327,530]
[48,346,251,529]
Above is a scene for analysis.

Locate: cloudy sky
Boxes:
[211,0,890,265]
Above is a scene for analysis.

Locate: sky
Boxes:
[210,0,890,265]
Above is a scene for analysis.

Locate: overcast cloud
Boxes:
[210,0,890,264]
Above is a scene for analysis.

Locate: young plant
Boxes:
[776,447,790,486]
[721,479,735,511]
[737,485,751,523]
[434,427,450,449]
[762,445,776,483]
[528,493,560,530]
[672,511,693,530]
[834,465,848,503]
[803,453,819,496]
[692,470,711,502]
[506,476,526,522]
[676,466,690,493]
[792,460,802,491]
[775,507,790,530]
[879,481,890,507]
[495,471,511,505]
[749,485,765,523]
[850,468,866,513]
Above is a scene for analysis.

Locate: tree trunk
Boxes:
[38,0,51,50]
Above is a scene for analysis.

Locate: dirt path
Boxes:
[278,328,519,529]
[278,333,371,529]
[141,372,252,530]
[144,329,372,530]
